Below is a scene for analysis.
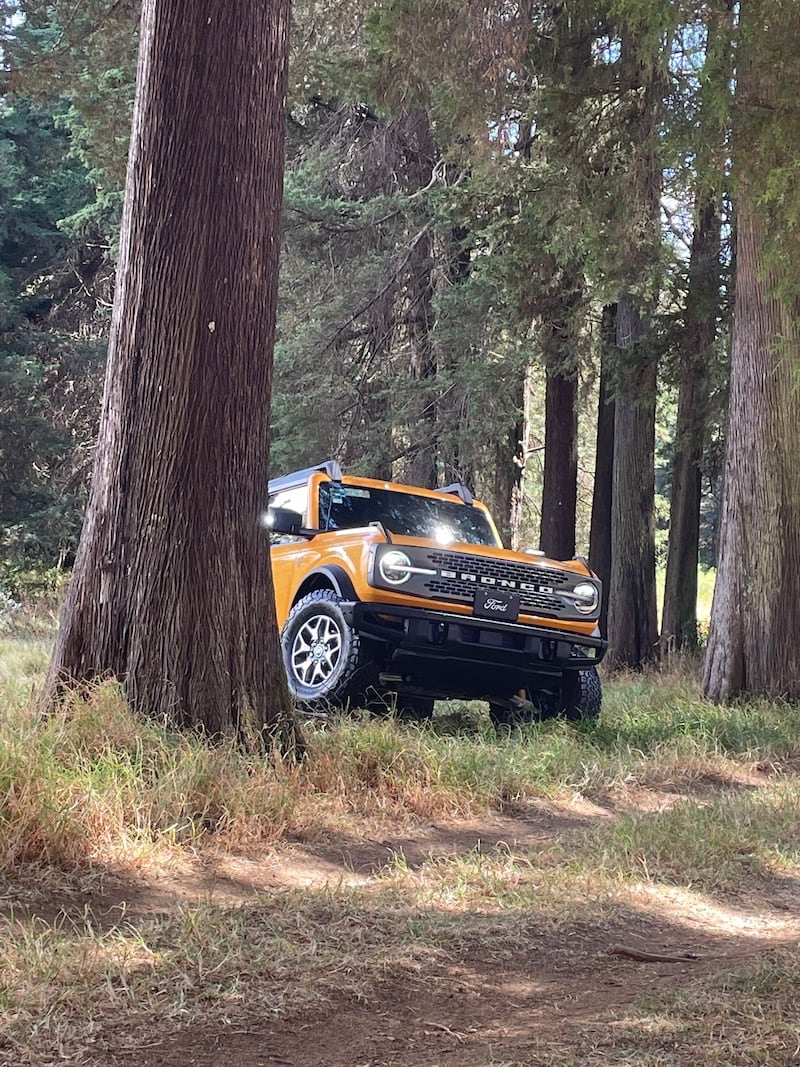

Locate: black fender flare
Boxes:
[294,565,358,606]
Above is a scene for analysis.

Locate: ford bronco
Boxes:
[266,461,606,727]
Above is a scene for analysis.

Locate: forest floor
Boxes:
[3,640,800,1066]
[9,789,800,1067]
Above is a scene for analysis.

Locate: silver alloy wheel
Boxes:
[289,613,343,689]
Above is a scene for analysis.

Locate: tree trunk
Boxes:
[605,33,661,670]
[404,108,438,489]
[606,301,659,668]
[703,152,800,696]
[406,223,438,488]
[45,0,297,741]
[589,306,616,639]
[537,264,584,562]
[436,224,475,490]
[703,203,800,699]
[540,342,578,561]
[490,413,524,549]
[661,194,720,652]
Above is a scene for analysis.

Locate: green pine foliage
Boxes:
[0,94,107,568]
[1,0,797,596]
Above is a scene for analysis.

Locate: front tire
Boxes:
[560,666,602,721]
[281,590,366,709]
[489,666,602,732]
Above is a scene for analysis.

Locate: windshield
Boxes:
[318,482,500,547]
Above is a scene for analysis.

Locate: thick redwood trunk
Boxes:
[605,33,661,669]
[46,0,296,739]
[703,0,800,701]
[606,301,659,668]
[703,206,800,699]
[589,306,616,639]
[540,358,577,560]
[661,194,720,651]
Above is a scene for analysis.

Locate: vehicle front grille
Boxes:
[422,550,569,618]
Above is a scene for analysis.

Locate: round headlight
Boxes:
[572,582,599,614]
[379,550,413,585]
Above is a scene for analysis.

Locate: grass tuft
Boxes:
[3,641,800,1064]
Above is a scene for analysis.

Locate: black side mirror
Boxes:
[265,506,318,539]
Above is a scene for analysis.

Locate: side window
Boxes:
[267,484,308,545]
[318,482,373,531]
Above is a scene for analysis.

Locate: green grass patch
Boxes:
[2,640,800,1065]
[587,782,800,893]
[3,663,800,878]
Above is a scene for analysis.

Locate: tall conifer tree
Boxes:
[46,0,297,739]
[704,0,800,700]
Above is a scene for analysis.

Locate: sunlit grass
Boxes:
[2,631,800,1065]
[2,660,800,881]
[522,949,800,1067]
[0,637,51,705]
[587,780,800,894]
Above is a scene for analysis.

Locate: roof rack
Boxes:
[440,482,473,505]
[268,460,342,495]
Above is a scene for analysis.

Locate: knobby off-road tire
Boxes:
[488,666,602,731]
[560,665,602,722]
[281,590,368,710]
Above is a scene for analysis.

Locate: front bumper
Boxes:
[350,601,606,695]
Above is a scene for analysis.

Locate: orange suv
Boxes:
[266,461,606,727]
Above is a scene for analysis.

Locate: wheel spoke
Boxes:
[289,610,344,690]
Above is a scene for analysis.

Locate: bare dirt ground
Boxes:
[27,800,797,1067]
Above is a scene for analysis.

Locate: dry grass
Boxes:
[2,642,800,1064]
[515,948,800,1066]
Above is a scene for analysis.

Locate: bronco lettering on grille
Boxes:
[440,568,553,595]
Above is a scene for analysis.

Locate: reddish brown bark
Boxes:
[703,0,800,701]
[589,307,616,639]
[703,205,800,699]
[45,0,296,739]
[606,302,659,668]
[661,194,720,652]
[540,358,577,560]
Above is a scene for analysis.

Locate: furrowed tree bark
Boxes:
[589,306,616,639]
[703,203,800,699]
[606,302,659,668]
[539,279,584,563]
[45,0,297,741]
[703,0,800,698]
[540,358,577,560]
[605,34,661,670]
[661,193,720,652]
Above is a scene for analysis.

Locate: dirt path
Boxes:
[78,806,799,1067]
